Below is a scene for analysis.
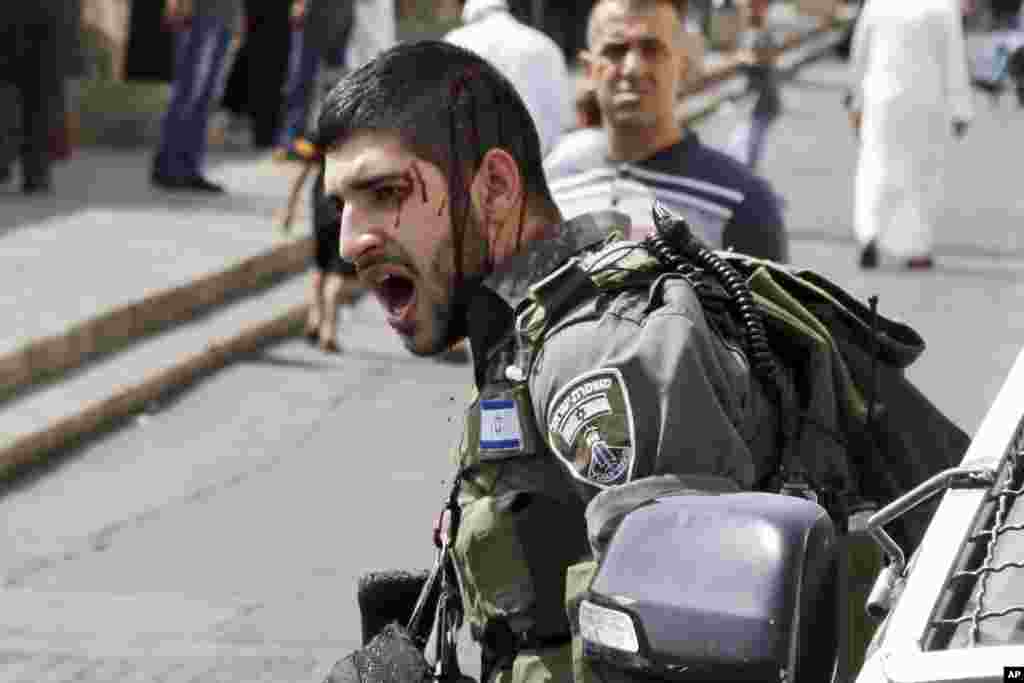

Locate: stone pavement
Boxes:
[0,148,310,358]
[0,148,318,475]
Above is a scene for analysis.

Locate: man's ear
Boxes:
[469,148,522,231]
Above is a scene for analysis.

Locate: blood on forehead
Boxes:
[409,161,428,203]
[446,63,488,288]
[449,64,484,100]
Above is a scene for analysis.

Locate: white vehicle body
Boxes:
[856,347,1024,683]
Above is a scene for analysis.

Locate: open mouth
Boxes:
[375,273,416,323]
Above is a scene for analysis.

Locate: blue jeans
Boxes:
[277,25,321,146]
[154,15,231,179]
[745,113,774,172]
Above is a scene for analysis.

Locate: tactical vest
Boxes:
[512,233,969,546]
[508,230,970,683]
[451,209,969,683]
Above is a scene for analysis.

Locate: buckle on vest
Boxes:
[780,478,819,505]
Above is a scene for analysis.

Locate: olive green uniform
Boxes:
[452,210,784,683]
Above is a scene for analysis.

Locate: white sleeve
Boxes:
[530,46,574,157]
[942,2,974,123]
[556,56,576,145]
[847,3,874,112]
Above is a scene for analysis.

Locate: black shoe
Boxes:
[859,240,879,269]
[22,178,53,195]
[0,166,11,186]
[181,175,225,193]
[151,170,177,188]
[151,172,225,194]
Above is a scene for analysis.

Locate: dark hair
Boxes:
[314,40,554,212]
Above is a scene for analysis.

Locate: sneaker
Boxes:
[151,172,225,194]
[22,172,53,194]
[22,179,53,195]
[181,175,225,193]
[858,240,879,269]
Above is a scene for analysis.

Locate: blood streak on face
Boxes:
[393,190,403,232]
[410,161,429,203]
[392,162,434,234]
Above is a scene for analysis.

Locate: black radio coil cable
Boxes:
[646,202,780,391]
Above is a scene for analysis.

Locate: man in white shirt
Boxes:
[445,0,574,156]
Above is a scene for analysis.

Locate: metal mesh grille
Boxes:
[926,416,1024,649]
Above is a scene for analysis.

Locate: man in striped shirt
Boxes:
[545,0,788,261]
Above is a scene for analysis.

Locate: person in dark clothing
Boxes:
[728,0,782,171]
[992,0,1023,28]
[238,0,291,148]
[219,28,250,123]
[215,0,292,149]
[125,0,176,82]
[151,0,242,193]
[274,0,354,160]
[0,4,64,194]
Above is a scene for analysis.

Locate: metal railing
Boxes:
[855,346,1024,683]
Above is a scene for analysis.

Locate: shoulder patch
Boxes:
[546,368,636,489]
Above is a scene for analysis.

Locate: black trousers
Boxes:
[992,0,1023,24]
[0,10,62,184]
[220,0,290,147]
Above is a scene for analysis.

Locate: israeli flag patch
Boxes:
[480,399,524,453]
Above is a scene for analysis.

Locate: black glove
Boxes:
[357,570,433,645]
[953,119,969,139]
[323,623,431,683]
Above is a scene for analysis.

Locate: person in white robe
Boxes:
[847,0,973,269]
[346,0,397,72]
[445,0,575,157]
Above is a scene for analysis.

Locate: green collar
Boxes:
[479,211,631,311]
[465,211,630,387]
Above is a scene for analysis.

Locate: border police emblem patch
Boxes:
[546,368,636,488]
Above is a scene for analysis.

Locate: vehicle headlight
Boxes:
[579,599,640,654]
